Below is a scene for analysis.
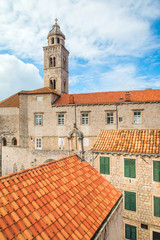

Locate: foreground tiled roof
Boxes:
[0,154,122,240]
[0,88,59,107]
[53,89,160,105]
[92,129,160,155]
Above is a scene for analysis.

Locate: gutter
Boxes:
[91,195,123,240]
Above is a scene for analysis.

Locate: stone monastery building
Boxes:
[1,20,160,175]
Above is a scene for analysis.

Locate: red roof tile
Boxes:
[0,154,122,239]
[53,89,160,105]
[92,129,160,154]
[0,87,59,107]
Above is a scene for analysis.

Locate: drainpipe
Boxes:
[116,104,118,129]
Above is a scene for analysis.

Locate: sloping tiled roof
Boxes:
[0,154,122,240]
[92,129,160,155]
[0,93,19,108]
[53,89,160,105]
[0,88,59,107]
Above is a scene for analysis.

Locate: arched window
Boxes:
[51,37,54,44]
[50,80,53,89]
[53,80,56,90]
[57,37,60,44]
[13,163,17,173]
[49,57,53,67]
[2,138,7,146]
[53,57,56,67]
[12,138,17,146]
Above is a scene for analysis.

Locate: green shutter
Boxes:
[153,161,160,182]
[154,196,160,217]
[100,157,110,175]
[124,158,136,178]
[125,224,137,240]
[153,231,160,240]
[125,191,136,211]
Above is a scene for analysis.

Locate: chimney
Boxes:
[69,95,74,104]
[125,91,131,102]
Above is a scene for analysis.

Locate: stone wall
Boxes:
[92,152,160,240]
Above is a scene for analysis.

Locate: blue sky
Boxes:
[0,0,160,101]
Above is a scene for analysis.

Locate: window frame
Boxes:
[57,113,65,125]
[124,191,136,212]
[125,224,137,240]
[106,112,114,125]
[154,196,160,217]
[100,156,110,175]
[133,111,142,124]
[35,138,42,149]
[34,113,43,126]
[81,112,89,125]
[124,158,136,178]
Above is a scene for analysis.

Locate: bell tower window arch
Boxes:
[51,37,54,44]
[49,57,56,68]
[50,79,56,90]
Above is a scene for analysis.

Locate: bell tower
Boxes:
[43,19,69,94]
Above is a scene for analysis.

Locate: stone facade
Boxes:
[92,152,160,240]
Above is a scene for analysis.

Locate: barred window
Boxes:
[58,114,64,125]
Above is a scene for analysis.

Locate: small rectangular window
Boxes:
[154,196,160,217]
[100,156,110,175]
[35,114,42,125]
[124,158,136,178]
[107,112,114,124]
[134,111,141,124]
[36,138,42,149]
[119,117,123,123]
[153,161,160,182]
[153,231,160,240]
[58,138,64,146]
[36,96,43,101]
[83,138,89,146]
[58,114,64,125]
[125,224,137,240]
[82,113,89,125]
[125,191,136,211]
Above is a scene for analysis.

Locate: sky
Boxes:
[0,0,160,101]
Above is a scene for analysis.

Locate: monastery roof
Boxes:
[92,129,160,155]
[53,89,160,106]
[0,154,122,240]
[0,88,59,107]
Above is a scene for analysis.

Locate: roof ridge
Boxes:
[0,154,78,181]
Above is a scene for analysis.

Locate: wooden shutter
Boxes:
[100,157,110,174]
[153,231,160,240]
[125,191,136,211]
[124,159,130,177]
[130,159,136,178]
[153,161,160,182]
[125,224,137,240]
[154,196,160,217]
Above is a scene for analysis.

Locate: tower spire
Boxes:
[55,18,58,25]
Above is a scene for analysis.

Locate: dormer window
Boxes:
[51,37,54,44]
[57,37,60,44]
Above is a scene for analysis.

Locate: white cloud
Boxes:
[0,54,43,101]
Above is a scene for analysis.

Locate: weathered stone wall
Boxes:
[93,153,160,240]
[97,198,123,240]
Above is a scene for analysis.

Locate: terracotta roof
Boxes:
[0,93,19,108]
[53,89,160,105]
[0,154,122,240]
[0,88,59,107]
[92,129,160,155]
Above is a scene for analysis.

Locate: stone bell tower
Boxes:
[43,19,69,94]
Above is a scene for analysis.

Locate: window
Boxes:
[153,161,160,182]
[124,158,136,178]
[53,57,56,67]
[12,138,17,146]
[125,224,137,240]
[125,191,136,211]
[58,138,64,146]
[106,112,114,124]
[82,113,89,125]
[53,80,56,90]
[119,117,123,123]
[36,138,42,149]
[49,57,53,67]
[51,37,54,44]
[83,138,89,146]
[153,231,160,240]
[13,163,17,173]
[154,196,160,217]
[134,111,141,124]
[100,156,110,174]
[35,114,42,125]
[57,37,60,44]
[2,137,7,146]
[58,114,64,125]
[36,96,43,101]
